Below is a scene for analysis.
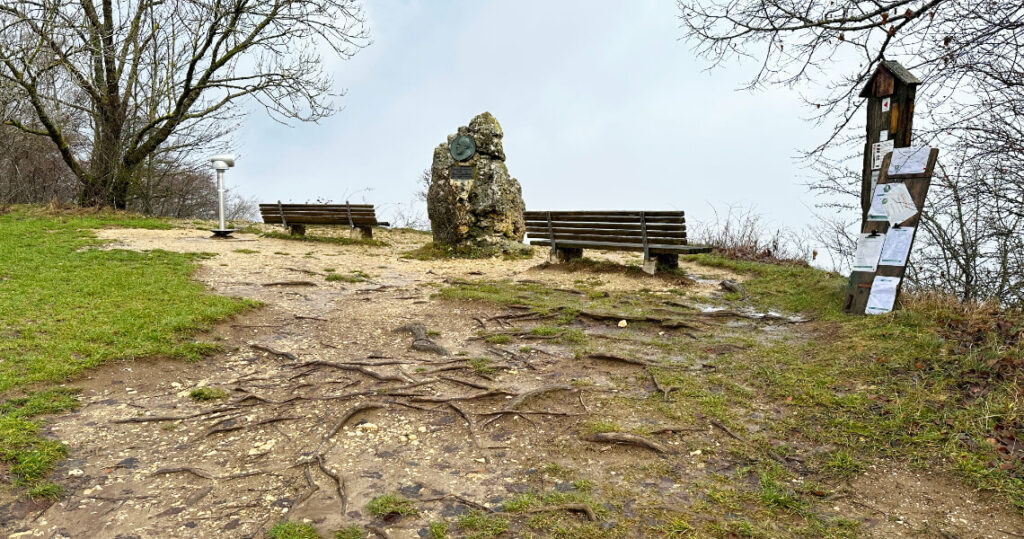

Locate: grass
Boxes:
[366,492,418,518]
[457,511,509,537]
[0,207,255,495]
[439,251,1024,532]
[189,387,230,401]
[267,521,319,539]
[426,521,449,539]
[682,254,1024,509]
[333,526,366,539]
[468,357,497,375]
[261,230,387,247]
[326,270,371,283]
[403,241,532,260]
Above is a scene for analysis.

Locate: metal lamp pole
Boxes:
[210,154,236,238]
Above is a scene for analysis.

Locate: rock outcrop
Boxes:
[426,112,527,255]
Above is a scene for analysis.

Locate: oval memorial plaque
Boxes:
[449,134,476,161]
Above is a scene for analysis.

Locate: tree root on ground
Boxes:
[583,432,672,454]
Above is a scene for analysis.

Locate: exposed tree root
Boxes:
[151,467,267,481]
[419,493,493,513]
[588,353,649,366]
[112,406,239,424]
[205,415,299,437]
[316,455,347,514]
[512,503,597,521]
[289,360,414,383]
[262,280,318,287]
[251,344,299,361]
[583,432,672,454]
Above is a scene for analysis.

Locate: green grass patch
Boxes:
[366,492,417,518]
[267,521,319,539]
[426,521,448,539]
[333,526,366,539]
[189,387,230,401]
[326,270,371,283]
[233,248,258,254]
[0,208,254,494]
[683,254,846,316]
[468,357,497,375]
[0,388,78,494]
[581,420,620,435]
[458,511,509,537]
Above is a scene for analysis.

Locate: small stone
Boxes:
[617,320,628,328]
[68,469,84,477]
[689,449,702,456]
[417,426,427,433]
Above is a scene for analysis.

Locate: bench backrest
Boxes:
[523,211,688,247]
[259,203,383,226]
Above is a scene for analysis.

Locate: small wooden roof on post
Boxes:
[859,60,922,98]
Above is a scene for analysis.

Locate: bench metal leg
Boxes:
[548,247,583,264]
[289,224,306,236]
[655,253,679,271]
[350,226,373,240]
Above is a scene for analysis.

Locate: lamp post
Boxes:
[210,154,236,237]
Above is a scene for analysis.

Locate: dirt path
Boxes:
[3,226,1022,538]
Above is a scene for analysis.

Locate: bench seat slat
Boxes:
[530,239,711,254]
[525,226,687,238]
[524,220,684,231]
[525,216,684,224]
[524,210,684,218]
[259,202,386,228]
[259,204,374,210]
[528,234,692,246]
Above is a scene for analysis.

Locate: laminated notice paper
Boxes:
[872,140,895,170]
[868,184,889,221]
[879,226,914,266]
[888,146,931,175]
[881,182,918,225]
[853,233,886,272]
[866,276,900,315]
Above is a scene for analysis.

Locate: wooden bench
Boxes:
[524,210,711,274]
[259,202,390,238]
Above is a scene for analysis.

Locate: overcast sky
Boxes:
[234,1,838,235]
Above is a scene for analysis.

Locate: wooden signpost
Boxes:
[843,61,940,315]
[858,60,921,226]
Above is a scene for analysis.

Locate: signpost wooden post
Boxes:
[858,61,921,227]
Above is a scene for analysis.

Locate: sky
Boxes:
[234,0,837,236]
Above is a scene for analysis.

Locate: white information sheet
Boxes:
[881,182,918,225]
[868,184,889,221]
[879,226,914,266]
[872,140,895,170]
[853,233,886,272]
[881,97,891,112]
[866,276,901,315]
[888,146,931,175]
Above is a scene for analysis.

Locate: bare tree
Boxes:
[0,0,368,209]
[678,1,1024,304]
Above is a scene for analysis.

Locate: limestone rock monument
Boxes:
[427,112,528,254]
